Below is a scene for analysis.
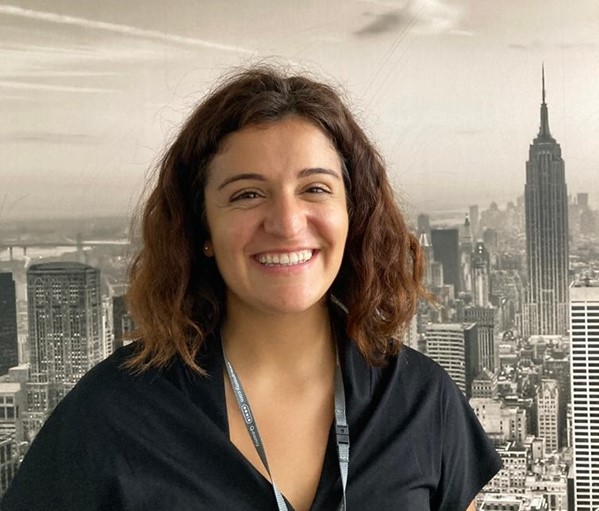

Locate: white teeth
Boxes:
[257,250,314,266]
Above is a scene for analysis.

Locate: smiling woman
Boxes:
[3,66,501,511]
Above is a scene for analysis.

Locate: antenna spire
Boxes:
[542,63,546,104]
[538,63,551,139]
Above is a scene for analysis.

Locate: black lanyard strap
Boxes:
[223,345,349,511]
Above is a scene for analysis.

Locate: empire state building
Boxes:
[524,67,569,336]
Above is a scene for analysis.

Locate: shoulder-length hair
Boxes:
[125,65,428,374]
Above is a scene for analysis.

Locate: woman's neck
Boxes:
[221,299,336,386]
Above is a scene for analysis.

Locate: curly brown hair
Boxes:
[125,65,428,374]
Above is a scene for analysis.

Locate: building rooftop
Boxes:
[0,383,21,393]
[474,368,496,381]
[571,278,599,288]
[27,261,94,272]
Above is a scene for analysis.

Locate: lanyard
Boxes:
[223,345,349,511]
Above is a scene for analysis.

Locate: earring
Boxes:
[203,242,213,257]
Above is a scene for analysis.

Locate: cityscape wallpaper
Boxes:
[1,1,599,509]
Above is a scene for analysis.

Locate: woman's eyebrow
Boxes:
[217,167,341,191]
[217,173,265,191]
[297,167,341,180]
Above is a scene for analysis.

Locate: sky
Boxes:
[1,0,598,220]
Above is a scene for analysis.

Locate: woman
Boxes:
[3,67,501,510]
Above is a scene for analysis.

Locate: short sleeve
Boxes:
[430,372,502,511]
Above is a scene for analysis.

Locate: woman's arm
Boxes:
[466,501,476,511]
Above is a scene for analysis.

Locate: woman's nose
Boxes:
[263,194,307,238]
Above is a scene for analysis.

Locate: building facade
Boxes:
[0,273,19,376]
[536,379,560,454]
[25,262,103,438]
[524,68,569,336]
[570,284,599,511]
[425,322,477,395]
[470,398,528,445]
[463,306,498,376]
[430,228,460,294]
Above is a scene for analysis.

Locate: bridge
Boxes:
[0,238,130,260]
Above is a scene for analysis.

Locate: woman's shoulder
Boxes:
[368,342,455,393]
[57,339,225,430]
[63,344,148,404]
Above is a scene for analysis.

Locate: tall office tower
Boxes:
[460,216,474,295]
[25,262,103,437]
[101,296,114,360]
[463,306,497,375]
[469,205,479,240]
[0,273,19,376]
[544,355,570,449]
[570,283,599,511]
[471,242,490,307]
[425,322,477,395]
[430,228,460,294]
[524,67,569,336]
[418,232,434,290]
[536,379,559,453]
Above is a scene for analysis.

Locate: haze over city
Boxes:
[2,0,599,220]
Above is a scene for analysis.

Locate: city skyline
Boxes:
[2,1,599,220]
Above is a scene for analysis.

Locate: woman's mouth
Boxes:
[256,249,314,266]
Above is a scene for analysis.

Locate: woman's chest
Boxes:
[224,377,335,511]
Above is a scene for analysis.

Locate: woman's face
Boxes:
[203,116,349,317]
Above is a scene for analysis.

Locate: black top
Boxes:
[3,330,501,511]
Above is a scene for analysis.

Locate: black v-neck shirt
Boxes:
[3,330,501,511]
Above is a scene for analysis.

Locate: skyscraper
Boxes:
[425,322,477,396]
[25,262,103,437]
[471,241,490,307]
[430,228,460,294]
[524,67,569,336]
[460,216,474,295]
[536,378,559,453]
[0,273,18,376]
[463,306,497,375]
[570,283,599,511]
[418,232,434,291]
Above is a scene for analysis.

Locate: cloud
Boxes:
[355,10,410,37]
[354,0,463,38]
[0,5,255,54]
[3,70,118,79]
[0,80,112,93]
[1,131,99,144]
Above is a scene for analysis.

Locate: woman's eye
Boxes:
[305,185,331,194]
[230,190,262,202]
